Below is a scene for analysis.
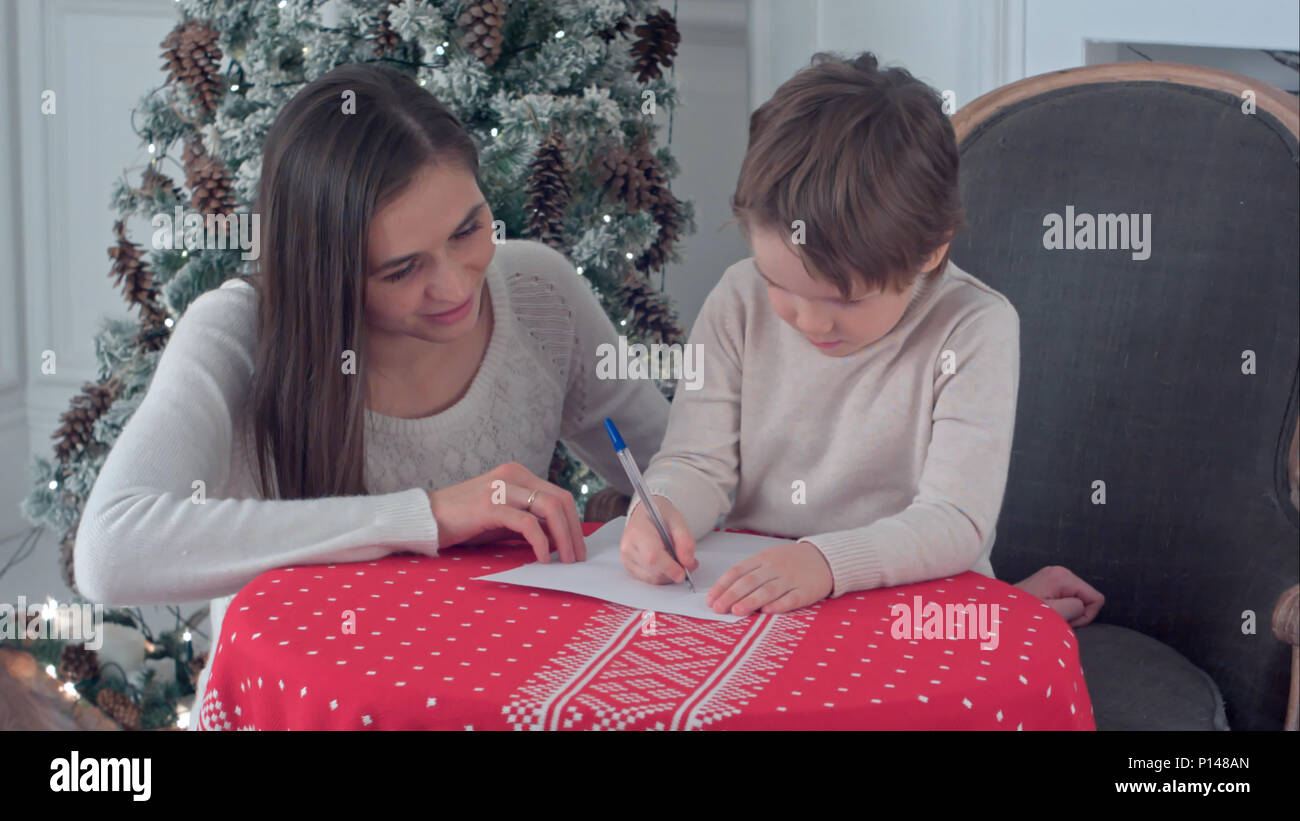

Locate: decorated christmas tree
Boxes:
[13,0,694,728]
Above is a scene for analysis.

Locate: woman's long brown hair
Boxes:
[236,63,479,500]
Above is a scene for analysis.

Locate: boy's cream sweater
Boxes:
[628,257,1019,596]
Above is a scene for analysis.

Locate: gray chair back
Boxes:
[948,63,1299,730]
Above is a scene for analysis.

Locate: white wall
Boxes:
[1,0,187,638]
[661,0,752,333]
[750,0,1298,116]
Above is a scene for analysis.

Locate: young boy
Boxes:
[619,52,1103,625]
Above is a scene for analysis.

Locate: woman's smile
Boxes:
[421,296,474,325]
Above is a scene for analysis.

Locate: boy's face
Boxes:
[749,224,946,357]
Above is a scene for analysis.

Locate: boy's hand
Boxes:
[707,541,833,617]
[1013,565,1105,628]
[619,495,699,584]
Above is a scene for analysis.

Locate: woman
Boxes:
[72,63,670,725]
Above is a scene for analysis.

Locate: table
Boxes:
[197,523,1094,730]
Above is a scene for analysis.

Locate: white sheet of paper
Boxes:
[470,516,794,622]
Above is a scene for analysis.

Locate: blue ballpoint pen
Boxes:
[603,418,696,592]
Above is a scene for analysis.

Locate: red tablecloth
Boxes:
[198,523,1094,730]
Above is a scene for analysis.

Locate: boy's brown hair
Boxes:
[731,51,964,300]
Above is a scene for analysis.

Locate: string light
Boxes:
[555,30,565,39]
[602,214,611,223]
[489,127,498,137]
[575,266,583,275]
[625,252,633,260]
[47,480,57,490]
[147,143,156,154]
[46,664,57,678]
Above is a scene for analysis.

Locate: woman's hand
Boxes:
[706,541,833,616]
[1013,565,1104,628]
[428,462,586,563]
[619,495,699,584]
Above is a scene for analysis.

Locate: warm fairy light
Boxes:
[62,682,77,697]
[183,631,192,642]
[625,252,633,260]
[46,664,57,678]
[575,266,583,275]
[602,214,611,223]
[48,480,58,490]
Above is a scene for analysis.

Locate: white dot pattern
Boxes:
[197,543,1094,730]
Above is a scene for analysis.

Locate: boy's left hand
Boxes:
[706,541,833,616]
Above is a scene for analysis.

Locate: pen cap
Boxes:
[604,418,626,451]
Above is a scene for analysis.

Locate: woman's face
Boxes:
[364,162,496,347]
[749,223,946,357]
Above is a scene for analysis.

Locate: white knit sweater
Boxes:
[72,239,670,725]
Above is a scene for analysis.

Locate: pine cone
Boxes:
[60,524,79,595]
[596,144,653,214]
[96,688,142,731]
[628,144,683,274]
[52,378,121,465]
[547,444,566,487]
[630,9,680,84]
[160,19,224,118]
[524,134,571,251]
[373,0,404,57]
[106,220,172,349]
[457,0,506,66]
[617,274,684,347]
[58,643,100,684]
[182,137,237,217]
[597,14,632,43]
[187,651,208,687]
[141,165,184,201]
[136,301,173,353]
[108,220,160,311]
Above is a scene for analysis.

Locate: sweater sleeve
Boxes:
[799,302,1020,596]
[625,273,743,540]
[73,280,440,607]
[505,241,670,496]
